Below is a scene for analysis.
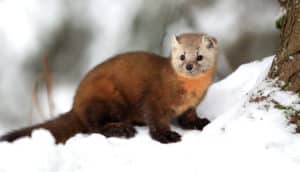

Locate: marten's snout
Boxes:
[186,63,194,71]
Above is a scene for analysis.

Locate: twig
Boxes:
[43,56,55,118]
[29,55,55,124]
[30,74,45,124]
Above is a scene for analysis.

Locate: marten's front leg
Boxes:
[177,108,210,130]
[144,101,181,143]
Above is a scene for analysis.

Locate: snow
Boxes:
[1,56,300,172]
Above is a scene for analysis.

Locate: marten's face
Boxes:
[171,33,218,78]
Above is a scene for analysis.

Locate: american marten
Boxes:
[0,33,218,144]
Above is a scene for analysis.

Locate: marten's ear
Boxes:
[171,35,180,49]
[202,35,217,49]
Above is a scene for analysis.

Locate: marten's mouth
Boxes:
[183,69,198,76]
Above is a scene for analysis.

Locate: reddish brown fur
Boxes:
[1,50,214,144]
[1,111,86,143]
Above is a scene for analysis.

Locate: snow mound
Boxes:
[1,56,300,172]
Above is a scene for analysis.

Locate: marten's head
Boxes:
[170,33,218,78]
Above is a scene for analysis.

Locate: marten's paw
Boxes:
[178,116,210,130]
[100,122,137,138]
[195,118,210,130]
[150,130,181,144]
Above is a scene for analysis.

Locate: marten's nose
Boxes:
[186,64,193,71]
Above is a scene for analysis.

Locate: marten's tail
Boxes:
[0,111,87,143]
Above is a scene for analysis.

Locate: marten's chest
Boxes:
[171,71,214,116]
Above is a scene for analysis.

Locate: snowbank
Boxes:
[1,56,300,172]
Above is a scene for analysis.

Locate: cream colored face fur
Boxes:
[171,33,218,77]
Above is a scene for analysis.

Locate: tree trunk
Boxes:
[269,0,300,131]
[269,0,300,90]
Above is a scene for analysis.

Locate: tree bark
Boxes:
[269,0,300,131]
[269,0,300,91]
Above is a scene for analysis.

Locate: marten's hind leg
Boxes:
[77,99,137,138]
[100,122,137,138]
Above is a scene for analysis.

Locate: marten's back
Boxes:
[73,52,172,111]
[92,51,168,83]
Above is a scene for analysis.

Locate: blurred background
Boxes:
[0,0,280,131]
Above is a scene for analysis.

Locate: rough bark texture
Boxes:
[269,0,300,90]
[269,0,300,131]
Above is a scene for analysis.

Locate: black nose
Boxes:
[186,64,193,71]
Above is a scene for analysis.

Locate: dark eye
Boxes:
[207,40,214,49]
[180,54,185,61]
[197,55,203,61]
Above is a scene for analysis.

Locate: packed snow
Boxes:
[0,56,299,172]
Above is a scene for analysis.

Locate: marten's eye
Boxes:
[180,54,185,61]
[207,40,214,49]
[197,55,203,61]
